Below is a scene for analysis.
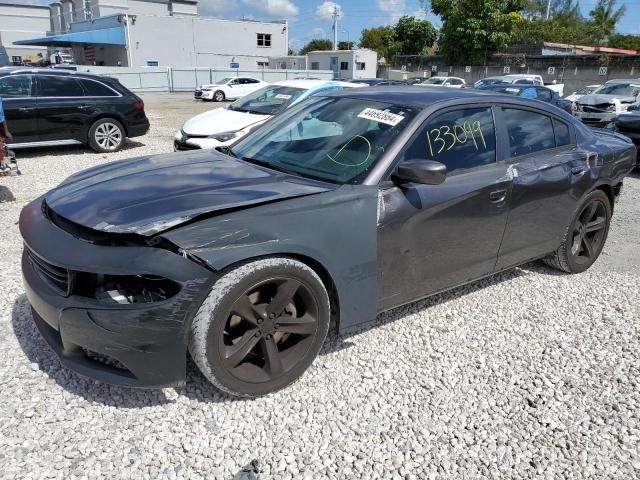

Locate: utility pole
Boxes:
[332,5,338,50]
[546,0,551,20]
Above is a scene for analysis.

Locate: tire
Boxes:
[213,90,225,102]
[543,190,611,273]
[189,257,330,397]
[88,118,125,153]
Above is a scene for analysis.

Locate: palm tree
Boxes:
[590,0,626,40]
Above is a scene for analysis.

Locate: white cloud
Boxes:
[241,0,299,17]
[199,0,237,17]
[377,0,406,22]
[315,1,343,21]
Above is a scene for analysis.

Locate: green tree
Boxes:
[288,48,296,55]
[359,25,397,61]
[338,41,355,50]
[432,0,528,64]
[393,16,437,55]
[589,0,626,41]
[608,33,640,52]
[299,39,333,55]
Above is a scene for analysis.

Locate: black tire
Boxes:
[189,258,330,397]
[88,118,125,153]
[213,90,225,102]
[543,190,611,273]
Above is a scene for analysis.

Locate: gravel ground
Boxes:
[1,93,639,479]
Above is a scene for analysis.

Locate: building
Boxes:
[12,0,288,68]
[269,55,307,70]
[305,49,377,80]
[0,0,50,65]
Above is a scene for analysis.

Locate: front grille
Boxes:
[582,106,610,113]
[194,90,203,98]
[26,247,70,295]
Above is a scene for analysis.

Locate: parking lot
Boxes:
[1,93,639,479]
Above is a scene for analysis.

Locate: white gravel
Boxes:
[1,94,639,479]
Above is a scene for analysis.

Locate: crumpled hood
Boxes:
[182,107,267,136]
[46,150,334,236]
[578,94,637,106]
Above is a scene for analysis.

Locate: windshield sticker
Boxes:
[275,94,293,100]
[358,108,404,126]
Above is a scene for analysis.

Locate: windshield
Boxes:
[231,97,418,184]
[474,78,503,88]
[228,85,306,115]
[594,83,640,96]
[422,78,445,85]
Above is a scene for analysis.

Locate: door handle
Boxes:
[489,189,508,203]
[78,105,92,110]
[19,107,34,112]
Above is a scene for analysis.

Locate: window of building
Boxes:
[340,61,349,71]
[311,62,320,70]
[357,62,366,71]
[502,108,555,157]
[402,107,496,174]
[257,33,272,47]
[257,61,269,68]
[37,76,85,97]
[78,79,118,97]
[0,75,32,97]
[553,119,571,147]
[11,56,22,65]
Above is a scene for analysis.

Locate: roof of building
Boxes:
[543,41,637,55]
[0,0,50,8]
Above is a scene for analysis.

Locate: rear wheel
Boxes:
[88,118,125,153]
[213,90,225,102]
[544,190,611,273]
[189,258,330,397]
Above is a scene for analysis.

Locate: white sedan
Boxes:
[176,79,363,151]
[194,77,268,102]
[416,76,466,88]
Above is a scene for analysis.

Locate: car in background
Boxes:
[0,68,149,153]
[565,84,601,102]
[574,79,640,127]
[475,83,573,113]
[194,77,268,102]
[348,78,409,86]
[475,74,564,96]
[20,87,636,397]
[609,109,640,167]
[175,79,363,151]
[417,76,466,88]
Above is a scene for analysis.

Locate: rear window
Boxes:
[38,76,84,97]
[79,79,118,97]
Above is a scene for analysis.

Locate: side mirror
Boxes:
[394,160,447,185]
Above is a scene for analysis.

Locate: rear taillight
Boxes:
[133,101,144,110]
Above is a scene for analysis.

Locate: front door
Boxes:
[377,105,512,311]
[0,74,39,143]
[35,75,91,141]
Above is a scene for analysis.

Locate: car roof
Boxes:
[272,79,357,89]
[603,78,640,84]
[0,67,108,81]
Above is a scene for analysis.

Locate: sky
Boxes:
[11,0,640,51]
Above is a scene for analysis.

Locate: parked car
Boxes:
[348,78,409,86]
[20,88,636,397]
[406,76,427,85]
[0,68,149,153]
[475,83,573,113]
[176,79,363,151]
[416,76,466,88]
[565,84,601,102]
[194,77,268,102]
[475,75,565,96]
[609,110,640,167]
[574,79,640,127]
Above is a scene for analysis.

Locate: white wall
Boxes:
[307,49,377,80]
[0,3,49,62]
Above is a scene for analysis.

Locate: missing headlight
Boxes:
[77,273,181,304]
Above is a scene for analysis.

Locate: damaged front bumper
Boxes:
[20,199,214,388]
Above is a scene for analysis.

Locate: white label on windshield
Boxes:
[275,94,292,100]
[358,108,404,126]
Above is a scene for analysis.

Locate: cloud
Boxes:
[315,1,343,21]
[199,0,237,17]
[312,27,327,39]
[241,0,299,17]
[377,0,406,22]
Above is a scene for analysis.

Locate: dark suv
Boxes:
[0,68,150,153]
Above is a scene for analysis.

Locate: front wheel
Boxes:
[88,118,125,153]
[213,90,225,102]
[544,190,611,273]
[189,258,330,397]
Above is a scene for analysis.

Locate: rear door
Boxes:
[35,75,91,141]
[495,106,591,269]
[0,74,39,143]
[377,105,513,310]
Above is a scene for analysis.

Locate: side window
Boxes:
[0,75,33,97]
[229,79,240,85]
[536,88,552,101]
[402,107,497,174]
[553,119,571,147]
[38,76,84,97]
[503,108,555,157]
[78,79,118,97]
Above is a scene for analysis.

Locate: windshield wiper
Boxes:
[242,157,298,176]
[216,145,237,157]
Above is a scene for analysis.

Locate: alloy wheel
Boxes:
[221,277,319,384]
[570,199,607,265]
[94,122,123,151]
[214,91,224,102]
